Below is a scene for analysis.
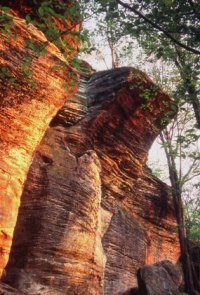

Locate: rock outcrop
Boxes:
[2,68,181,294]
[137,260,182,295]
[0,9,79,275]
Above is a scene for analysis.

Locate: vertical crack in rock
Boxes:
[2,68,180,294]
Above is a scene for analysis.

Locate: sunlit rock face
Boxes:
[0,0,81,58]
[0,12,79,275]
[3,68,180,294]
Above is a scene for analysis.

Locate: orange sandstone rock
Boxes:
[3,69,180,294]
[0,12,79,276]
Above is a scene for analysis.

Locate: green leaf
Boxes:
[38,6,45,17]
[25,15,32,23]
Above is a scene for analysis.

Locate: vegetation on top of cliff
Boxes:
[0,0,92,90]
[80,0,200,128]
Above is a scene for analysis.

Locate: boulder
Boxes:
[138,260,182,295]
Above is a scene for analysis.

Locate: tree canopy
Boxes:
[80,0,200,128]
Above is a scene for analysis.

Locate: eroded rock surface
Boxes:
[0,282,26,295]
[137,260,182,295]
[0,10,79,274]
[2,68,180,294]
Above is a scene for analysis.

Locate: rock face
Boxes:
[0,11,79,275]
[137,260,182,295]
[0,0,81,58]
[0,282,26,295]
[2,68,180,294]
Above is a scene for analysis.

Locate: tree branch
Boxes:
[116,0,200,55]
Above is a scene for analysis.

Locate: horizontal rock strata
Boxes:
[2,68,180,294]
[0,282,26,295]
[0,11,79,275]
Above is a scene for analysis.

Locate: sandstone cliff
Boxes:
[0,9,79,276]
[0,4,182,294]
[2,69,180,294]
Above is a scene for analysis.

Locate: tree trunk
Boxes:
[160,132,196,294]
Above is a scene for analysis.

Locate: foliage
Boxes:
[0,6,13,34]
[146,62,200,247]
[80,0,200,128]
[158,106,199,295]
[184,190,200,243]
[140,58,200,293]
[0,1,93,88]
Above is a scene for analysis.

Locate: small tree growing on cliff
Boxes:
[146,60,200,293]
[159,107,200,293]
